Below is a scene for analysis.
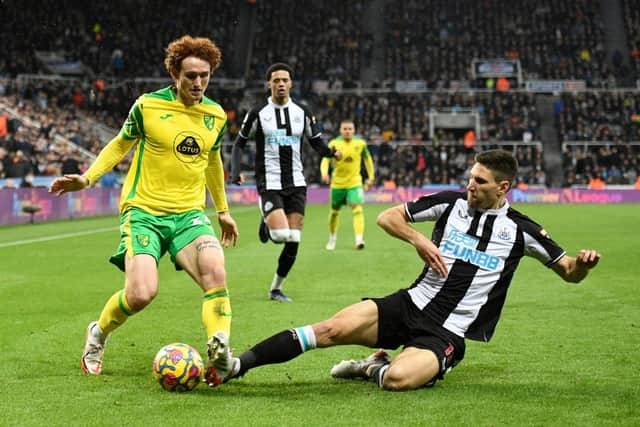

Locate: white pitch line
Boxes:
[0,227,117,248]
[0,205,260,248]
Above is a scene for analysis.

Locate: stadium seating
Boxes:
[1,0,639,187]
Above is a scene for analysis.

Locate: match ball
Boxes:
[152,343,204,392]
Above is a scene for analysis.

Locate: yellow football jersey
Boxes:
[323,136,374,189]
[115,86,227,215]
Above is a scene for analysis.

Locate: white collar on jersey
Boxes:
[268,96,292,108]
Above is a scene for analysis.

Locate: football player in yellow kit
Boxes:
[321,120,375,250]
[49,35,237,387]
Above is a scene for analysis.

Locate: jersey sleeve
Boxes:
[362,142,374,181]
[508,210,567,267]
[232,108,258,182]
[405,191,465,223]
[237,108,259,142]
[302,106,322,139]
[120,98,144,140]
[205,149,229,213]
[83,133,135,185]
[212,120,227,152]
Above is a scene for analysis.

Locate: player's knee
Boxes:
[287,229,301,243]
[127,288,157,311]
[201,266,226,287]
[381,366,421,391]
[312,318,346,346]
[269,228,290,242]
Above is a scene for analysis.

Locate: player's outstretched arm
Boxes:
[551,249,601,283]
[230,139,246,184]
[48,174,89,196]
[49,134,135,196]
[377,205,448,277]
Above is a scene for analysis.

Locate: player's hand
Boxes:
[415,239,448,277]
[321,175,330,184]
[333,150,342,160]
[232,174,245,185]
[363,179,372,191]
[575,249,600,269]
[217,211,239,248]
[48,174,89,196]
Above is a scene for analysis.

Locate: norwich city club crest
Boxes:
[204,115,215,131]
[136,234,150,247]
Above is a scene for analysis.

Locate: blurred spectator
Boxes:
[588,173,605,190]
[5,150,31,178]
[99,169,119,188]
[61,152,81,175]
[3,178,17,189]
[19,171,34,188]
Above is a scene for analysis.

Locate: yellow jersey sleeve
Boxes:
[84,133,136,185]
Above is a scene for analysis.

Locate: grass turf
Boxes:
[1,203,638,426]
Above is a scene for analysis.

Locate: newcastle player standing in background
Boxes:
[212,149,600,391]
[231,63,341,302]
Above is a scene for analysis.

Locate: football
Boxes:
[152,343,204,392]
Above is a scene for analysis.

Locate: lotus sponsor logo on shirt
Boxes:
[266,129,297,146]
[442,229,500,270]
[173,131,204,163]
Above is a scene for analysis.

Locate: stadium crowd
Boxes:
[1,0,640,189]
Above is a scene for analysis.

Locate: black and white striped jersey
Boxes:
[232,97,333,193]
[405,191,566,342]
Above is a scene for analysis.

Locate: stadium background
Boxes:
[2,0,640,214]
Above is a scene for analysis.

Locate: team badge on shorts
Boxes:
[136,234,150,247]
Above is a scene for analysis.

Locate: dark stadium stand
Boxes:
[1,0,639,188]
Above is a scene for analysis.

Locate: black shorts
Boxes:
[259,187,307,216]
[370,289,466,387]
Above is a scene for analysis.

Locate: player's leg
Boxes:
[259,190,290,243]
[347,186,366,249]
[326,188,346,250]
[171,211,232,386]
[376,332,463,391]
[333,290,465,391]
[264,208,290,241]
[375,347,440,390]
[268,188,306,301]
[351,203,365,249]
[83,254,158,375]
[83,209,163,375]
[226,299,380,381]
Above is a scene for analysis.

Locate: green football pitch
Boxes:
[1,203,638,426]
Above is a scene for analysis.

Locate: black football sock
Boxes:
[237,326,316,376]
[276,242,299,277]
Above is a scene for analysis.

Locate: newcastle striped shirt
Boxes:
[232,96,333,192]
[405,191,566,342]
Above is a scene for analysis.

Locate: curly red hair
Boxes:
[164,35,222,76]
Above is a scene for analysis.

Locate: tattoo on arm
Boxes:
[196,240,221,251]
